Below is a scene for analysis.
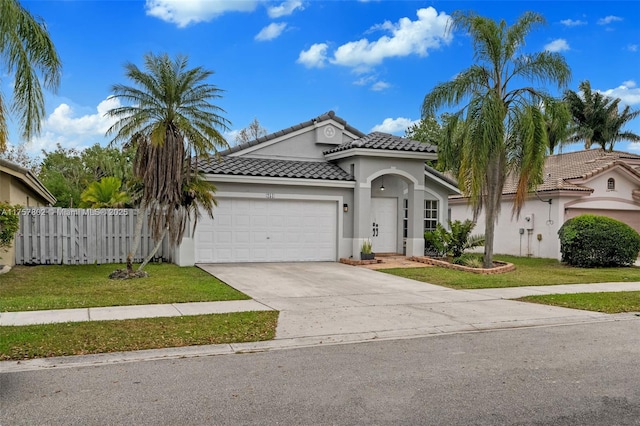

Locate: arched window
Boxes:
[607,178,615,191]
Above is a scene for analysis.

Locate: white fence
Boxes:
[14,208,172,265]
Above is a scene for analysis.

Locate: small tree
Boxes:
[424,220,484,258]
[558,215,640,267]
[80,177,130,208]
[235,117,267,144]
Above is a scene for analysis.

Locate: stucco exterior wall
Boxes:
[450,167,640,260]
[232,123,357,161]
[1,174,51,266]
[450,195,565,259]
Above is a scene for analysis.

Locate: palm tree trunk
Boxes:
[138,227,167,271]
[482,157,502,268]
[126,200,146,272]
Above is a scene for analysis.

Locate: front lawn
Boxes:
[0,263,248,312]
[518,291,640,314]
[0,311,279,360]
[382,255,640,289]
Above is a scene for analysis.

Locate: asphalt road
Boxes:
[2,320,639,425]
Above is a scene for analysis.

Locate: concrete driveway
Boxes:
[198,262,609,342]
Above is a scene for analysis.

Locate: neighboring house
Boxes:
[0,158,56,266]
[175,111,459,265]
[450,149,640,260]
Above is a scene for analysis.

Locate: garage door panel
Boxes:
[195,198,337,263]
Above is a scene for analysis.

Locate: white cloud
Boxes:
[353,76,376,86]
[628,44,638,52]
[629,142,640,153]
[371,81,391,91]
[598,81,640,105]
[371,117,418,134]
[255,22,287,41]
[27,97,121,154]
[267,0,303,18]
[329,7,452,70]
[560,19,587,27]
[597,15,623,25]
[145,0,258,27]
[544,39,570,52]
[297,43,329,68]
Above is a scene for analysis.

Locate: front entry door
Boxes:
[370,198,397,253]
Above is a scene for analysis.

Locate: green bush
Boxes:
[0,202,21,254]
[558,215,640,267]
[424,220,484,258]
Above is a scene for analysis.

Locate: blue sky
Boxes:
[6,0,640,156]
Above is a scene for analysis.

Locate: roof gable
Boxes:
[221,111,366,159]
[0,159,56,205]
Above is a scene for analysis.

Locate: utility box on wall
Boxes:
[524,214,534,230]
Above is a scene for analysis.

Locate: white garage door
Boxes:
[195,198,337,263]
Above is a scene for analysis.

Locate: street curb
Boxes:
[2,314,637,374]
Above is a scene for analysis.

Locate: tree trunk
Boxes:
[483,156,503,269]
[126,200,147,272]
[138,227,167,271]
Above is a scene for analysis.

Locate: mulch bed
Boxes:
[410,256,515,275]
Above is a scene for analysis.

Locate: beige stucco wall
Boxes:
[1,173,51,266]
[450,168,640,260]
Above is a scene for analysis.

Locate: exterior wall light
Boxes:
[343,203,349,213]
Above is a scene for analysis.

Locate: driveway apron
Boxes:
[197,262,609,341]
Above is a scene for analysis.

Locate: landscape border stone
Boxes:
[410,256,515,275]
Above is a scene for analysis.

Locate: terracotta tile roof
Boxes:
[198,156,354,181]
[324,132,437,155]
[221,111,366,156]
[502,149,640,195]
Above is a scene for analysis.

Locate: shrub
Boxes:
[0,202,21,255]
[453,253,484,268]
[558,215,640,267]
[424,220,484,258]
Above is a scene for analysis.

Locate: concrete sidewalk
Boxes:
[0,300,273,326]
[1,270,638,331]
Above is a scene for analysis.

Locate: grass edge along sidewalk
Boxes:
[0,311,279,361]
[517,291,640,314]
[0,263,248,312]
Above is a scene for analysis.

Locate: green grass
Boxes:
[382,255,640,289]
[518,291,640,314]
[0,263,248,312]
[0,311,279,360]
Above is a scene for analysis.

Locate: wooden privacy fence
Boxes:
[14,208,172,265]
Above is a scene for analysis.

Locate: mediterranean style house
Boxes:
[450,149,640,260]
[175,111,459,265]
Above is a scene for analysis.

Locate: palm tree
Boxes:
[0,0,62,153]
[80,177,130,208]
[422,11,571,268]
[106,53,230,273]
[138,171,218,271]
[542,99,573,154]
[565,81,640,151]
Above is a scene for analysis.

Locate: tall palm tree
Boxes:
[422,11,571,268]
[0,0,62,153]
[565,81,640,151]
[106,53,230,272]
